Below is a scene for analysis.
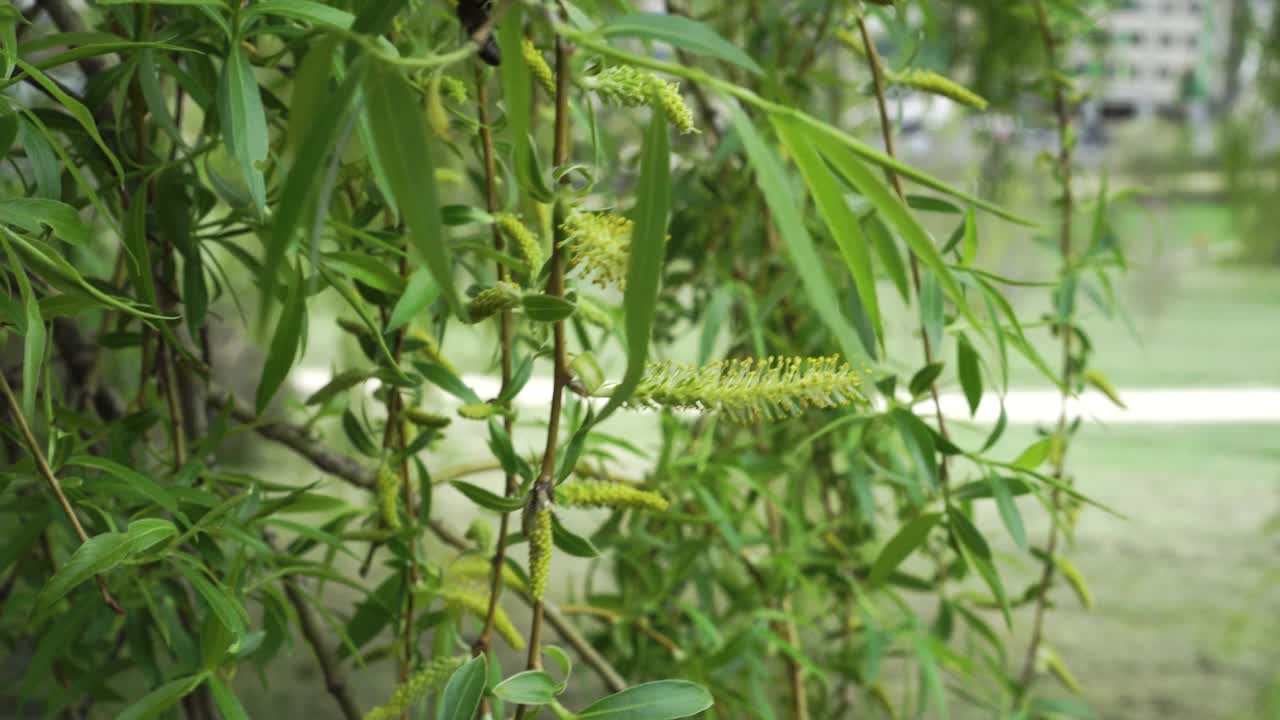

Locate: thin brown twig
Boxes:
[856,15,954,498]
[0,373,124,614]
[1020,0,1076,692]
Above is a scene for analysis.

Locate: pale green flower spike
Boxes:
[523,39,556,95]
[561,211,633,289]
[893,69,988,110]
[557,480,669,512]
[585,66,697,134]
[528,506,553,601]
[435,586,525,649]
[375,463,402,530]
[628,356,868,423]
[446,552,529,593]
[466,280,522,323]
[495,212,543,277]
[362,654,465,720]
[439,75,467,104]
[405,408,451,429]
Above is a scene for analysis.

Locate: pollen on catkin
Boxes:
[893,69,988,110]
[435,586,525,649]
[494,212,543,278]
[584,65,697,134]
[522,39,556,95]
[375,463,402,530]
[628,355,868,423]
[362,654,465,720]
[561,211,633,289]
[466,280,522,322]
[527,506,553,601]
[557,480,669,512]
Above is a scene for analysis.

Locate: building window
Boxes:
[1186,35,1198,49]
[1159,33,1174,47]
[1188,1,1201,12]
[1157,66,1172,79]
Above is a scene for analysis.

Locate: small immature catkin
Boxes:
[466,280,522,323]
[494,213,544,277]
[527,506,553,602]
[435,586,525,649]
[375,463,402,530]
[522,39,556,95]
[464,518,493,550]
[574,295,613,330]
[362,654,465,720]
[405,408,452,430]
[446,552,528,593]
[439,75,468,104]
[457,402,500,420]
[561,211,633,289]
[893,69,989,110]
[556,480,669,513]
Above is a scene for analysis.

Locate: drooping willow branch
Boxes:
[0,372,124,614]
[1020,0,1077,692]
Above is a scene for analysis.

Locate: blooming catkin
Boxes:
[893,69,988,110]
[557,480,669,512]
[628,355,868,423]
[528,507,552,601]
[494,213,543,277]
[522,39,555,95]
[375,463,402,530]
[585,66,697,134]
[362,654,465,720]
[435,587,525,649]
[561,211,633,289]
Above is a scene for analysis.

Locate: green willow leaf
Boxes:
[599,13,763,76]
[732,105,864,365]
[577,680,714,719]
[255,262,306,413]
[491,670,558,704]
[218,45,270,214]
[364,61,460,317]
[0,198,89,245]
[989,474,1027,549]
[207,676,249,720]
[891,408,939,489]
[240,0,354,30]
[36,519,177,608]
[956,332,983,416]
[386,266,440,332]
[436,655,487,720]
[12,58,124,181]
[948,506,1011,627]
[774,116,883,354]
[117,673,210,720]
[451,481,525,513]
[592,109,670,426]
[522,293,576,322]
[867,512,941,587]
[551,514,600,558]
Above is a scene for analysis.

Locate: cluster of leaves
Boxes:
[0,0,1129,718]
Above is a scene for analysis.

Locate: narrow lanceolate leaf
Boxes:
[599,13,763,76]
[364,62,460,317]
[577,680,714,719]
[13,58,124,182]
[989,474,1026,549]
[731,104,865,365]
[594,110,670,425]
[265,54,365,303]
[36,519,177,608]
[255,263,306,413]
[386,266,440,332]
[491,671,558,705]
[956,332,983,416]
[435,655,487,720]
[0,198,90,245]
[867,512,942,587]
[774,116,883,354]
[948,507,1011,628]
[2,235,43,419]
[117,674,210,720]
[218,45,270,214]
[818,139,985,342]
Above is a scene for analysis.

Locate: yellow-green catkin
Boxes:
[362,654,465,720]
[457,402,499,420]
[439,75,467,103]
[585,66,696,134]
[557,480,669,512]
[464,519,493,550]
[375,463,402,530]
[629,355,868,423]
[522,39,555,95]
[436,587,525,649]
[575,295,612,330]
[494,212,543,277]
[446,552,528,594]
[527,506,553,602]
[405,408,451,430]
[893,69,988,110]
[561,211,633,289]
[466,280,522,323]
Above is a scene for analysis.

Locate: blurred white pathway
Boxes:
[293,369,1280,424]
